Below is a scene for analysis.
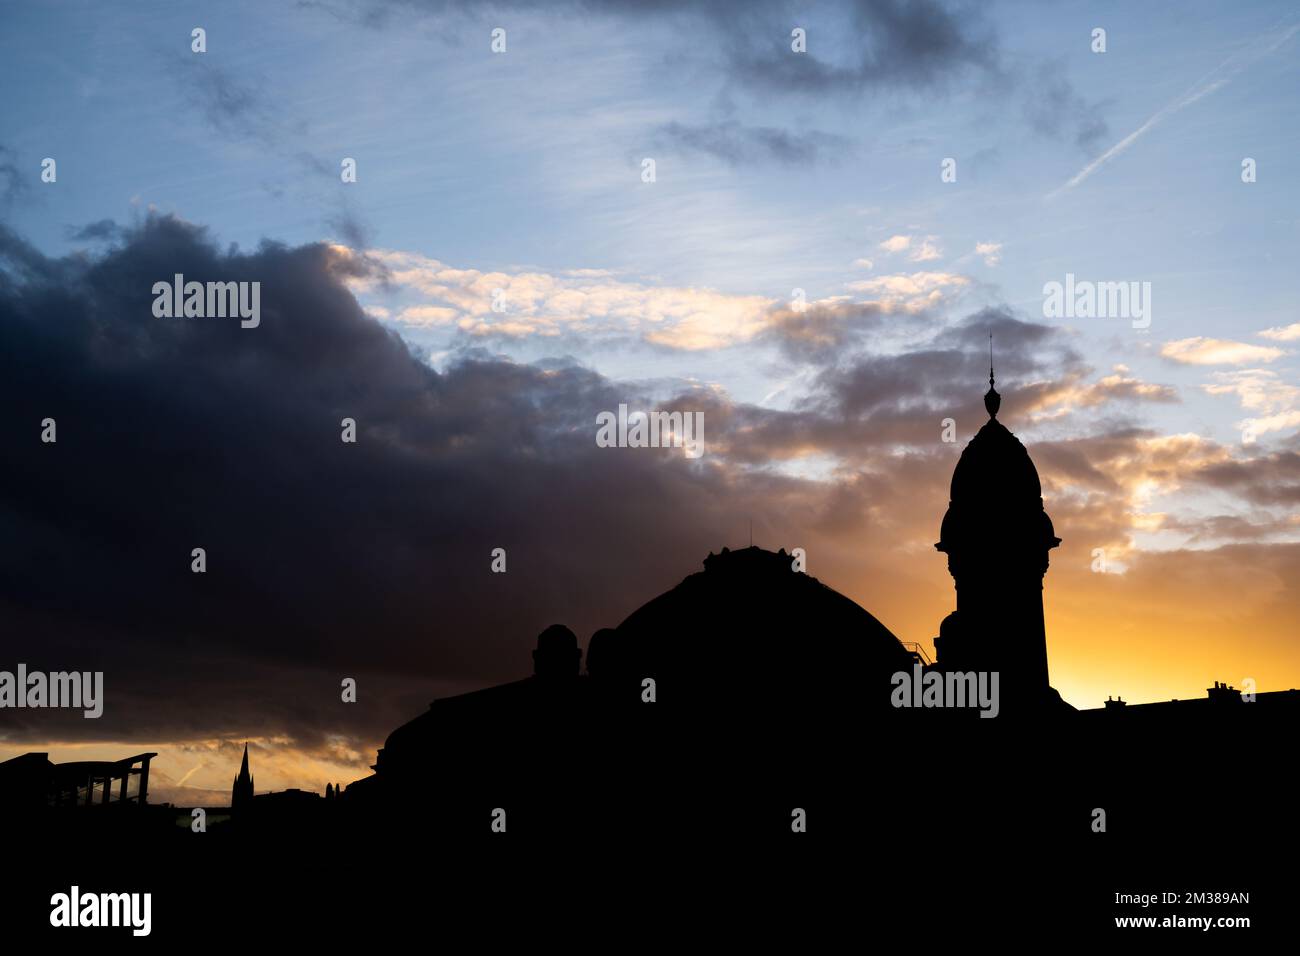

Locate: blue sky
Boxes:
[3,2,1297,420]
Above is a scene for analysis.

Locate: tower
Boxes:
[231,742,254,813]
[933,355,1064,713]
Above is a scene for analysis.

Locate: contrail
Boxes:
[174,762,206,788]
[1048,21,1300,198]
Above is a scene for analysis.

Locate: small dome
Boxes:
[937,382,1059,556]
[949,417,1042,505]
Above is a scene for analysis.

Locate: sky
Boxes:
[1,0,1298,804]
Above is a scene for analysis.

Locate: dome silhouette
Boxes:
[605,545,913,714]
[940,418,1060,559]
[949,417,1042,504]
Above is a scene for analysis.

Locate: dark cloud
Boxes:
[655,121,853,167]
[1022,61,1110,154]
[760,300,891,362]
[809,310,1077,420]
[327,203,374,250]
[718,0,999,94]
[65,219,122,242]
[1195,451,1300,506]
[0,217,1249,756]
[326,0,1106,156]
[0,145,25,208]
[2,219,1082,752]
[0,215,770,747]
[1159,513,1299,545]
[178,60,281,143]
[169,59,325,192]
[350,0,995,91]
[683,310,1175,468]
[353,0,995,95]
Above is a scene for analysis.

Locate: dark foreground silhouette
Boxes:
[4,376,1294,938]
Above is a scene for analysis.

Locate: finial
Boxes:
[984,332,1001,418]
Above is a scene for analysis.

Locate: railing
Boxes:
[900,641,933,666]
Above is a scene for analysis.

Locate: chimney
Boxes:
[1207,682,1242,704]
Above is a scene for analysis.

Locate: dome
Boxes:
[949,417,1043,505]
[937,375,1060,557]
[610,545,914,714]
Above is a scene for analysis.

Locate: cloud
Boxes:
[717,0,1000,94]
[66,219,123,242]
[0,215,790,749]
[974,241,1002,266]
[1158,512,1300,545]
[1160,337,1285,366]
[177,60,281,144]
[1204,369,1300,413]
[395,304,459,325]
[760,300,890,363]
[877,234,942,262]
[1026,369,1178,422]
[3,214,1295,768]
[338,0,1106,153]
[1021,60,1109,154]
[168,58,327,191]
[353,247,778,350]
[844,270,970,312]
[0,145,28,210]
[343,0,1003,95]
[1202,369,1300,443]
[1195,449,1300,506]
[727,310,1176,463]
[908,238,942,263]
[1258,323,1300,342]
[327,205,373,251]
[655,121,852,167]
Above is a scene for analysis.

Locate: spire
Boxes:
[232,741,254,813]
[984,332,1001,418]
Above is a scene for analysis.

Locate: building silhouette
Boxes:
[335,365,1298,823]
[0,752,156,811]
[2,360,1296,857]
[231,743,253,815]
[931,362,1070,714]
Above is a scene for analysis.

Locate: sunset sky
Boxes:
[2,0,1298,804]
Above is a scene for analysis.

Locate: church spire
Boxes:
[984,332,1001,418]
[232,741,254,814]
